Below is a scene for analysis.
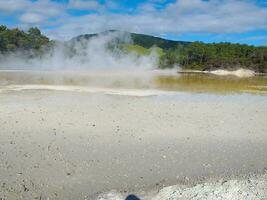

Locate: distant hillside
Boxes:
[0,26,266,73]
[71,30,190,50]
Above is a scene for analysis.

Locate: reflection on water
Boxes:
[0,70,266,95]
[155,74,267,94]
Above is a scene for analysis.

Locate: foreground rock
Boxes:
[96,173,267,200]
[209,68,255,78]
[153,173,267,200]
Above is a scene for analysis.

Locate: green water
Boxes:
[154,73,267,94]
[0,71,267,95]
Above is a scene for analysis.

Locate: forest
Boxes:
[0,26,266,73]
[159,42,267,73]
[0,25,50,54]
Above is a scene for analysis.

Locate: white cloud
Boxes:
[20,13,45,24]
[69,0,100,10]
[44,0,267,40]
[1,0,267,40]
[0,0,64,26]
[29,0,64,17]
[0,0,63,15]
[0,0,29,12]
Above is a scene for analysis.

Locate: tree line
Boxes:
[0,25,50,55]
[159,42,267,73]
[0,25,266,73]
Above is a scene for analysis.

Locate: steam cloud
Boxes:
[0,31,159,71]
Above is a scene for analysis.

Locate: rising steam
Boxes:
[0,31,159,71]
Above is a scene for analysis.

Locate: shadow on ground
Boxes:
[125,194,140,200]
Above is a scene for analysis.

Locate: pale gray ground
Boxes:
[0,90,267,199]
[98,173,267,200]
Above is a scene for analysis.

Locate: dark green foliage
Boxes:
[0,25,50,54]
[0,26,266,73]
[130,33,189,50]
[159,42,267,73]
[72,30,189,50]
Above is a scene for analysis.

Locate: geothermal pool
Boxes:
[0,70,267,199]
[0,70,267,95]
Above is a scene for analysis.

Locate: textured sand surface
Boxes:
[0,90,267,199]
[97,173,267,200]
[152,173,267,200]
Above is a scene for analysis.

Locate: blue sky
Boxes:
[0,0,267,46]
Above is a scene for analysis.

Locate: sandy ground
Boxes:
[0,90,267,199]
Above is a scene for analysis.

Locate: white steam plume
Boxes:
[0,31,159,71]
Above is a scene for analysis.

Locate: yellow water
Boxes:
[155,74,267,94]
[0,70,266,95]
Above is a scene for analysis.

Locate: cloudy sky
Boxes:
[0,0,267,45]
